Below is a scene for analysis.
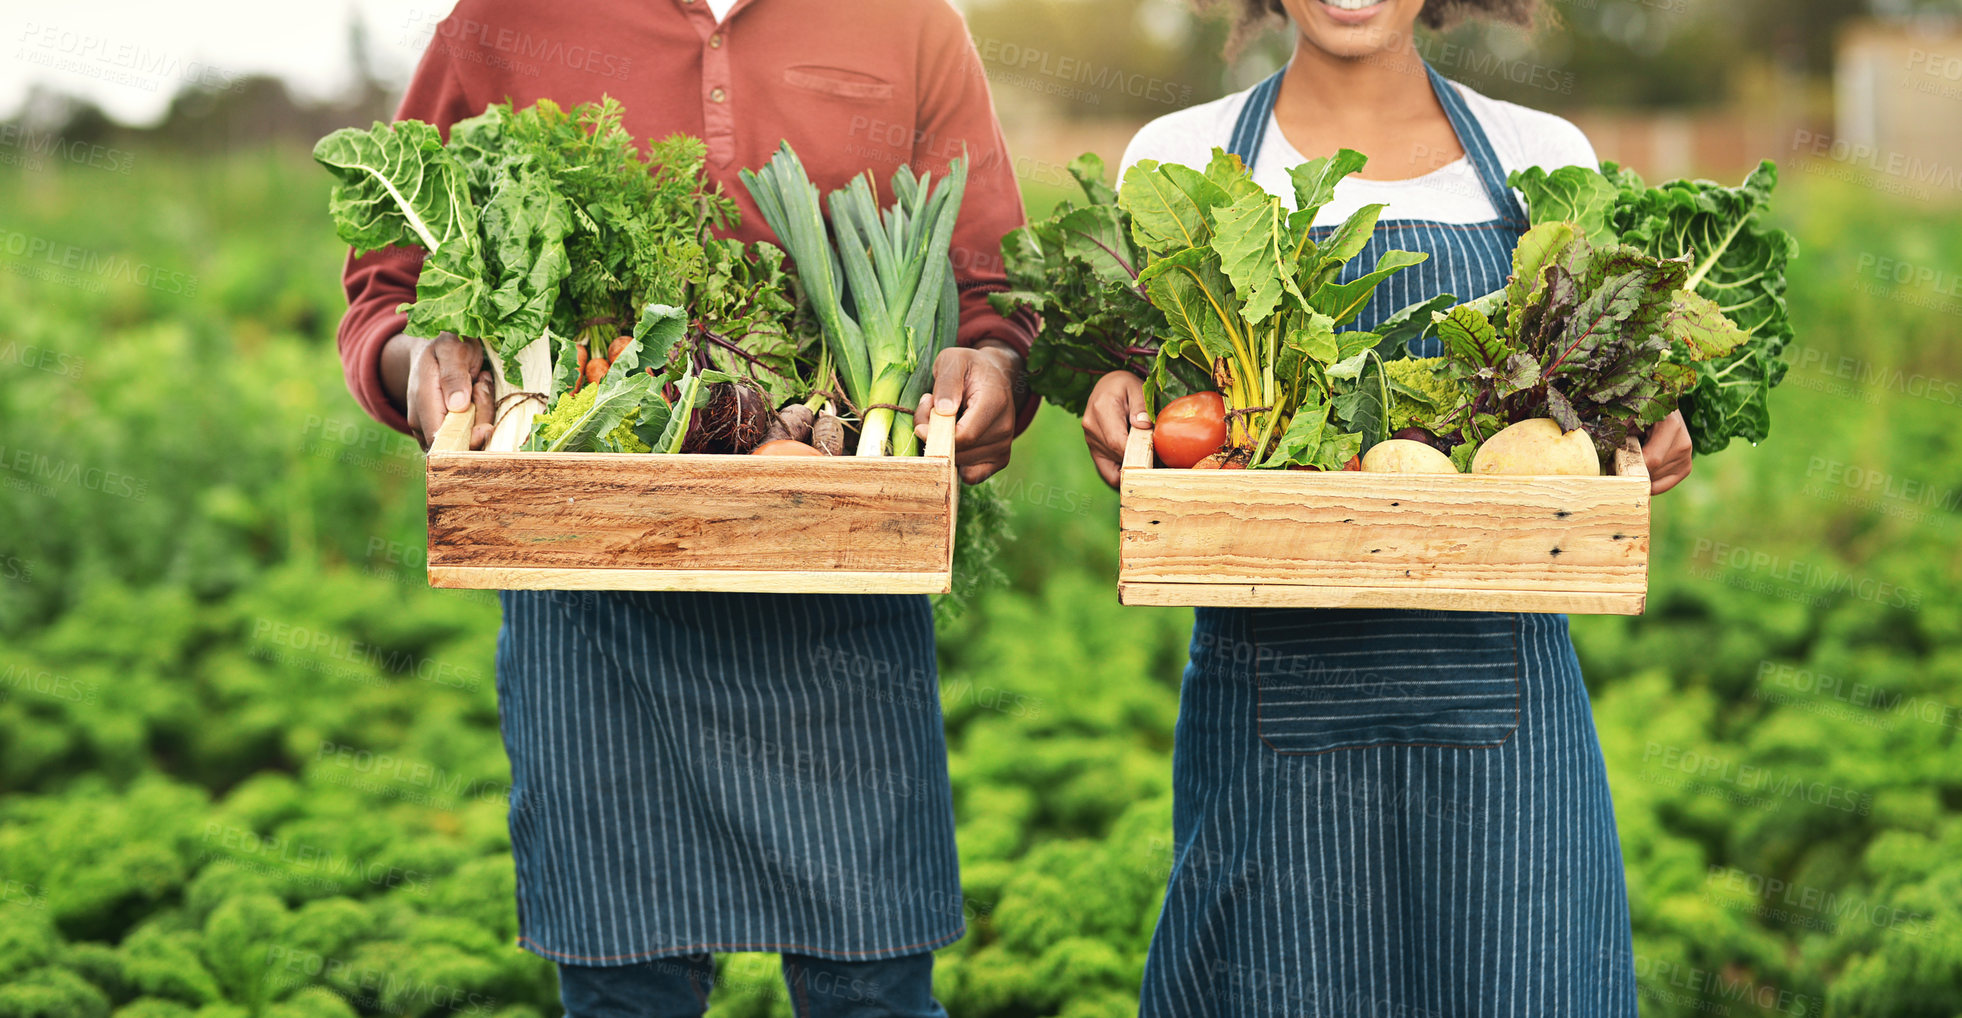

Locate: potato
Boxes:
[1470,418,1600,476]
[1361,439,1458,474]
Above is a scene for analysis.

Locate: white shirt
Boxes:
[706,0,739,23]
[1119,79,1598,224]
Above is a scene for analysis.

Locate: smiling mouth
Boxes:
[1319,0,1387,9]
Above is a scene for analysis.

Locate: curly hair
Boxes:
[1197,0,1540,57]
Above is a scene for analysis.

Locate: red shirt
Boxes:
[337,0,1036,434]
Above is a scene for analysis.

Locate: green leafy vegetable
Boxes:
[992,155,1179,416]
[1513,160,1798,453]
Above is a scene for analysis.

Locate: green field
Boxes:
[0,148,1958,1017]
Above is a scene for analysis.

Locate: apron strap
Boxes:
[1423,63,1528,229]
[1223,61,1529,230]
[1225,69,1286,166]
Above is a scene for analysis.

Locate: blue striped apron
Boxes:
[494,589,963,964]
[1139,67,1638,1016]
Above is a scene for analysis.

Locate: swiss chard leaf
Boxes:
[1312,249,1429,326]
[1606,160,1796,452]
[1120,158,1231,256]
[314,120,479,255]
[1509,165,1618,245]
[1208,189,1306,325]
[1138,247,1241,366]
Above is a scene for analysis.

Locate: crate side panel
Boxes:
[1119,471,1649,591]
[427,454,954,572]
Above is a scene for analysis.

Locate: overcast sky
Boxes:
[3,0,468,124]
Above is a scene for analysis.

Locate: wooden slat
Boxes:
[1122,426,1154,470]
[1120,470,1649,591]
[1117,581,1645,615]
[431,566,951,594]
[1614,437,1648,480]
[924,409,957,459]
[427,451,954,573]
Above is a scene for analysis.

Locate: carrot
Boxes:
[576,342,589,372]
[584,358,609,384]
[606,335,632,362]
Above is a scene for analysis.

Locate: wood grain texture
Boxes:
[431,566,951,594]
[1117,582,1645,615]
[1115,438,1652,614]
[426,447,956,587]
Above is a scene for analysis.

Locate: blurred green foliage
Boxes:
[0,144,1958,1017]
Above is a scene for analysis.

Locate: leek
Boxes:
[741,142,966,455]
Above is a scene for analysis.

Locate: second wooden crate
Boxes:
[1117,428,1650,615]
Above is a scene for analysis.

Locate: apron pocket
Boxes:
[1249,609,1521,755]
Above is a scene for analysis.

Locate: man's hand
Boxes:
[912,341,1023,484]
[386,332,496,450]
[1642,409,1693,495]
[1084,370,1150,489]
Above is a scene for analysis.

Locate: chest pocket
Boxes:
[1250,609,1521,755]
[782,65,895,101]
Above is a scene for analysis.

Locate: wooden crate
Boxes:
[1117,428,1650,615]
[424,408,959,593]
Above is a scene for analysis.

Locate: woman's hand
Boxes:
[912,341,1023,484]
[1642,409,1693,495]
[1084,370,1150,489]
[386,332,496,451]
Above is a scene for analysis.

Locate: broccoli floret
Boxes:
[528,385,652,453]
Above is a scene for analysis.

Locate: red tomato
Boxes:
[1154,391,1228,468]
[1342,454,1362,471]
[751,440,824,456]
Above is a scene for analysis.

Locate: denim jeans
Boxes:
[556,951,947,1018]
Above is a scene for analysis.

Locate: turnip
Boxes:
[1470,418,1599,476]
[1361,439,1458,473]
[810,410,847,456]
